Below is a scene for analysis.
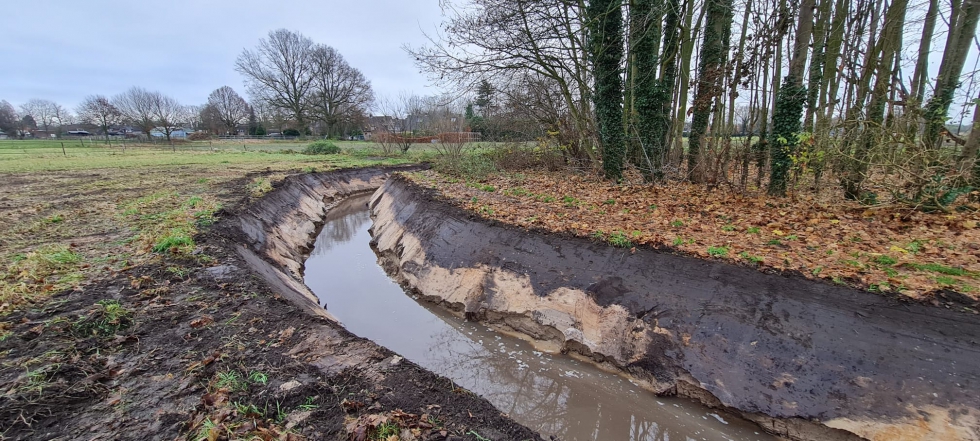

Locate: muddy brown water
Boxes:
[304,195,772,441]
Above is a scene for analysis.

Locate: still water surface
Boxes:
[304,195,771,441]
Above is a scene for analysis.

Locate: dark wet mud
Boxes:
[305,195,772,441]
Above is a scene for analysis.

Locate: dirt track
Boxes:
[0,167,542,441]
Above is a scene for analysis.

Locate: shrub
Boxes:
[282,129,301,137]
[489,142,566,172]
[433,153,497,180]
[303,140,341,155]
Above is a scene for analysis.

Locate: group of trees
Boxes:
[236,29,375,138]
[2,29,375,142]
[412,0,980,204]
[2,87,257,143]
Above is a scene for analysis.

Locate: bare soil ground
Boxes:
[0,163,541,441]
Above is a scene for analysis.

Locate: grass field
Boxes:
[0,139,430,172]
[0,138,429,309]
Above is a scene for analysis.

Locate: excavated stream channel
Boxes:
[304,194,772,441]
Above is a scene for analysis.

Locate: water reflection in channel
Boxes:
[304,195,770,441]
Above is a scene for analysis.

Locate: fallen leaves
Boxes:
[408,170,980,302]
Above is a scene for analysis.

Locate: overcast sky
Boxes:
[0,0,444,110]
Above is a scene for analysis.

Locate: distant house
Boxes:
[0,130,8,140]
[67,130,91,136]
[150,127,191,139]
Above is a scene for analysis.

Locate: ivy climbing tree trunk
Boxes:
[687,0,733,183]
[633,0,679,181]
[924,0,980,150]
[588,0,628,181]
[652,0,681,179]
[959,90,980,182]
[767,0,815,196]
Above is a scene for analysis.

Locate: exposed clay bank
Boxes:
[369,175,980,441]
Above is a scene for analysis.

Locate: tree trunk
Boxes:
[958,90,980,180]
[687,0,733,183]
[842,0,908,199]
[803,0,828,130]
[634,0,679,181]
[767,0,815,196]
[924,0,980,150]
[820,0,847,123]
[672,0,701,165]
[588,0,628,180]
[910,0,938,104]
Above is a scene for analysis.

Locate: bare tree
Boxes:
[52,104,74,130]
[374,94,412,154]
[183,105,204,131]
[309,45,374,138]
[408,0,596,161]
[149,92,185,143]
[114,87,157,140]
[76,95,121,143]
[206,86,250,135]
[372,93,440,153]
[20,99,59,133]
[236,29,317,132]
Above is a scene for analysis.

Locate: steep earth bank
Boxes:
[369,175,980,441]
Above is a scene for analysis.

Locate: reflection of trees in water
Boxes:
[310,196,373,256]
[422,322,679,441]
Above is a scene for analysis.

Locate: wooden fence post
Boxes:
[61,142,66,157]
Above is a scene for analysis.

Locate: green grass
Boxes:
[152,233,195,254]
[707,246,729,257]
[0,139,418,173]
[608,231,633,248]
[71,300,133,337]
[248,371,268,385]
[1,244,84,306]
[875,255,898,266]
[214,370,247,392]
[373,421,400,440]
[738,251,766,263]
[904,262,972,277]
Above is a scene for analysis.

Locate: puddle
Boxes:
[305,195,771,441]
